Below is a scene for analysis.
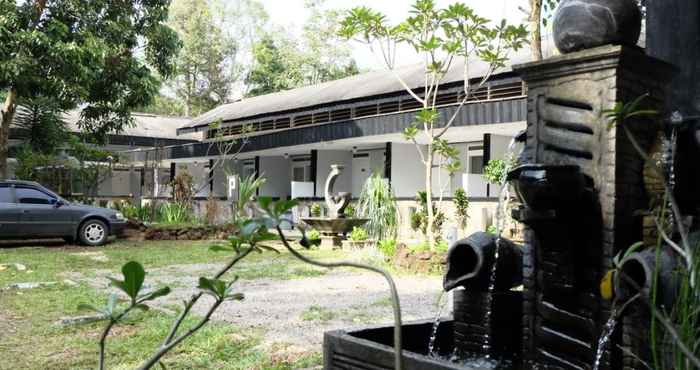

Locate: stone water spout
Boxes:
[443,232,524,358]
[443,232,523,292]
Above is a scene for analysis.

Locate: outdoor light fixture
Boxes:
[352,146,358,154]
[284,153,290,159]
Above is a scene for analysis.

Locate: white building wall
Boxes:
[368,148,385,175]
[259,156,291,198]
[391,143,426,198]
[97,169,132,196]
[315,150,352,198]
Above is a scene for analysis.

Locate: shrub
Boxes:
[454,188,469,229]
[409,240,448,253]
[411,191,445,238]
[377,239,397,257]
[349,227,368,242]
[344,203,355,217]
[160,203,192,224]
[205,194,219,225]
[486,224,498,235]
[356,172,399,240]
[310,203,322,217]
[171,172,195,207]
[307,229,321,242]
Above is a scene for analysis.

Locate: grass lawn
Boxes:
[0,240,347,370]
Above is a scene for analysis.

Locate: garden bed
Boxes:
[123,219,236,241]
[392,244,446,274]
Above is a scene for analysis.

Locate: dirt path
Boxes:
[74,261,450,352]
[176,269,449,349]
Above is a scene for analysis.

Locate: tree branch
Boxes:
[275,225,404,370]
[162,247,253,345]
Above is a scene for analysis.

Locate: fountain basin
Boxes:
[324,319,520,370]
[301,217,368,249]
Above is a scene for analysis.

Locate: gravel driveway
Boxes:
[74,259,450,353]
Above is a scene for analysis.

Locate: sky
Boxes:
[257,0,531,70]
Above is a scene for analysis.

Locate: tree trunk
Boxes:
[425,148,435,251]
[530,0,543,61]
[0,88,18,179]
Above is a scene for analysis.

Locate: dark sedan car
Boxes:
[0,180,127,246]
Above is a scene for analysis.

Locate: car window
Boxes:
[0,186,12,203]
[15,187,55,205]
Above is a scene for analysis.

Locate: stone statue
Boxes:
[553,0,642,53]
[324,164,351,218]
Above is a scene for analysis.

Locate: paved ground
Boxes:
[72,260,450,351]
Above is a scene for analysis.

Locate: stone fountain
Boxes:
[302,164,368,249]
[323,1,694,369]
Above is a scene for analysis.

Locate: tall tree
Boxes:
[245,1,359,97]
[341,1,527,249]
[12,97,68,155]
[168,0,237,117]
[302,0,359,84]
[0,0,180,179]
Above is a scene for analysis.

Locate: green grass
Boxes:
[0,239,355,369]
[300,305,337,322]
[0,240,347,286]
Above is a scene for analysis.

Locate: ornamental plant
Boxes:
[340,0,527,250]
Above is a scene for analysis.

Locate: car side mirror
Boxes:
[53,200,64,208]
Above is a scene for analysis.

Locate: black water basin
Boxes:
[323,320,517,370]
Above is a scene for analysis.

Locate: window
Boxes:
[469,155,484,174]
[467,144,484,174]
[0,186,12,203]
[292,162,312,182]
[15,187,54,205]
[242,162,255,180]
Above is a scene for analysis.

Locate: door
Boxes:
[0,185,20,238]
[351,155,371,197]
[15,186,73,237]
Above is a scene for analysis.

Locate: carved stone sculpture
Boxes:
[553,0,642,53]
[324,164,351,218]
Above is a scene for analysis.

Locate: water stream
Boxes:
[592,313,618,370]
[592,294,641,370]
[482,138,518,356]
[427,291,449,357]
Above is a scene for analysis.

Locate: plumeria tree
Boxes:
[340,0,527,249]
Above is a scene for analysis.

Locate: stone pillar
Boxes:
[513,45,674,369]
[646,0,700,217]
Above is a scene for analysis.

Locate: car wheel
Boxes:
[79,219,108,246]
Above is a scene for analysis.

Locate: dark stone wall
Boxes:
[646,1,700,216]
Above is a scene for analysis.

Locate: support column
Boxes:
[384,142,392,183]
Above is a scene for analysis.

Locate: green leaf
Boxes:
[274,199,299,215]
[108,261,146,302]
[210,244,234,252]
[623,241,646,260]
[77,303,104,314]
[198,277,228,299]
[257,197,274,212]
[225,292,245,301]
[138,287,171,303]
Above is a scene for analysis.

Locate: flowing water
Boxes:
[592,313,618,370]
[482,138,519,356]
[427,291,449,357]
[592,294,640,370]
